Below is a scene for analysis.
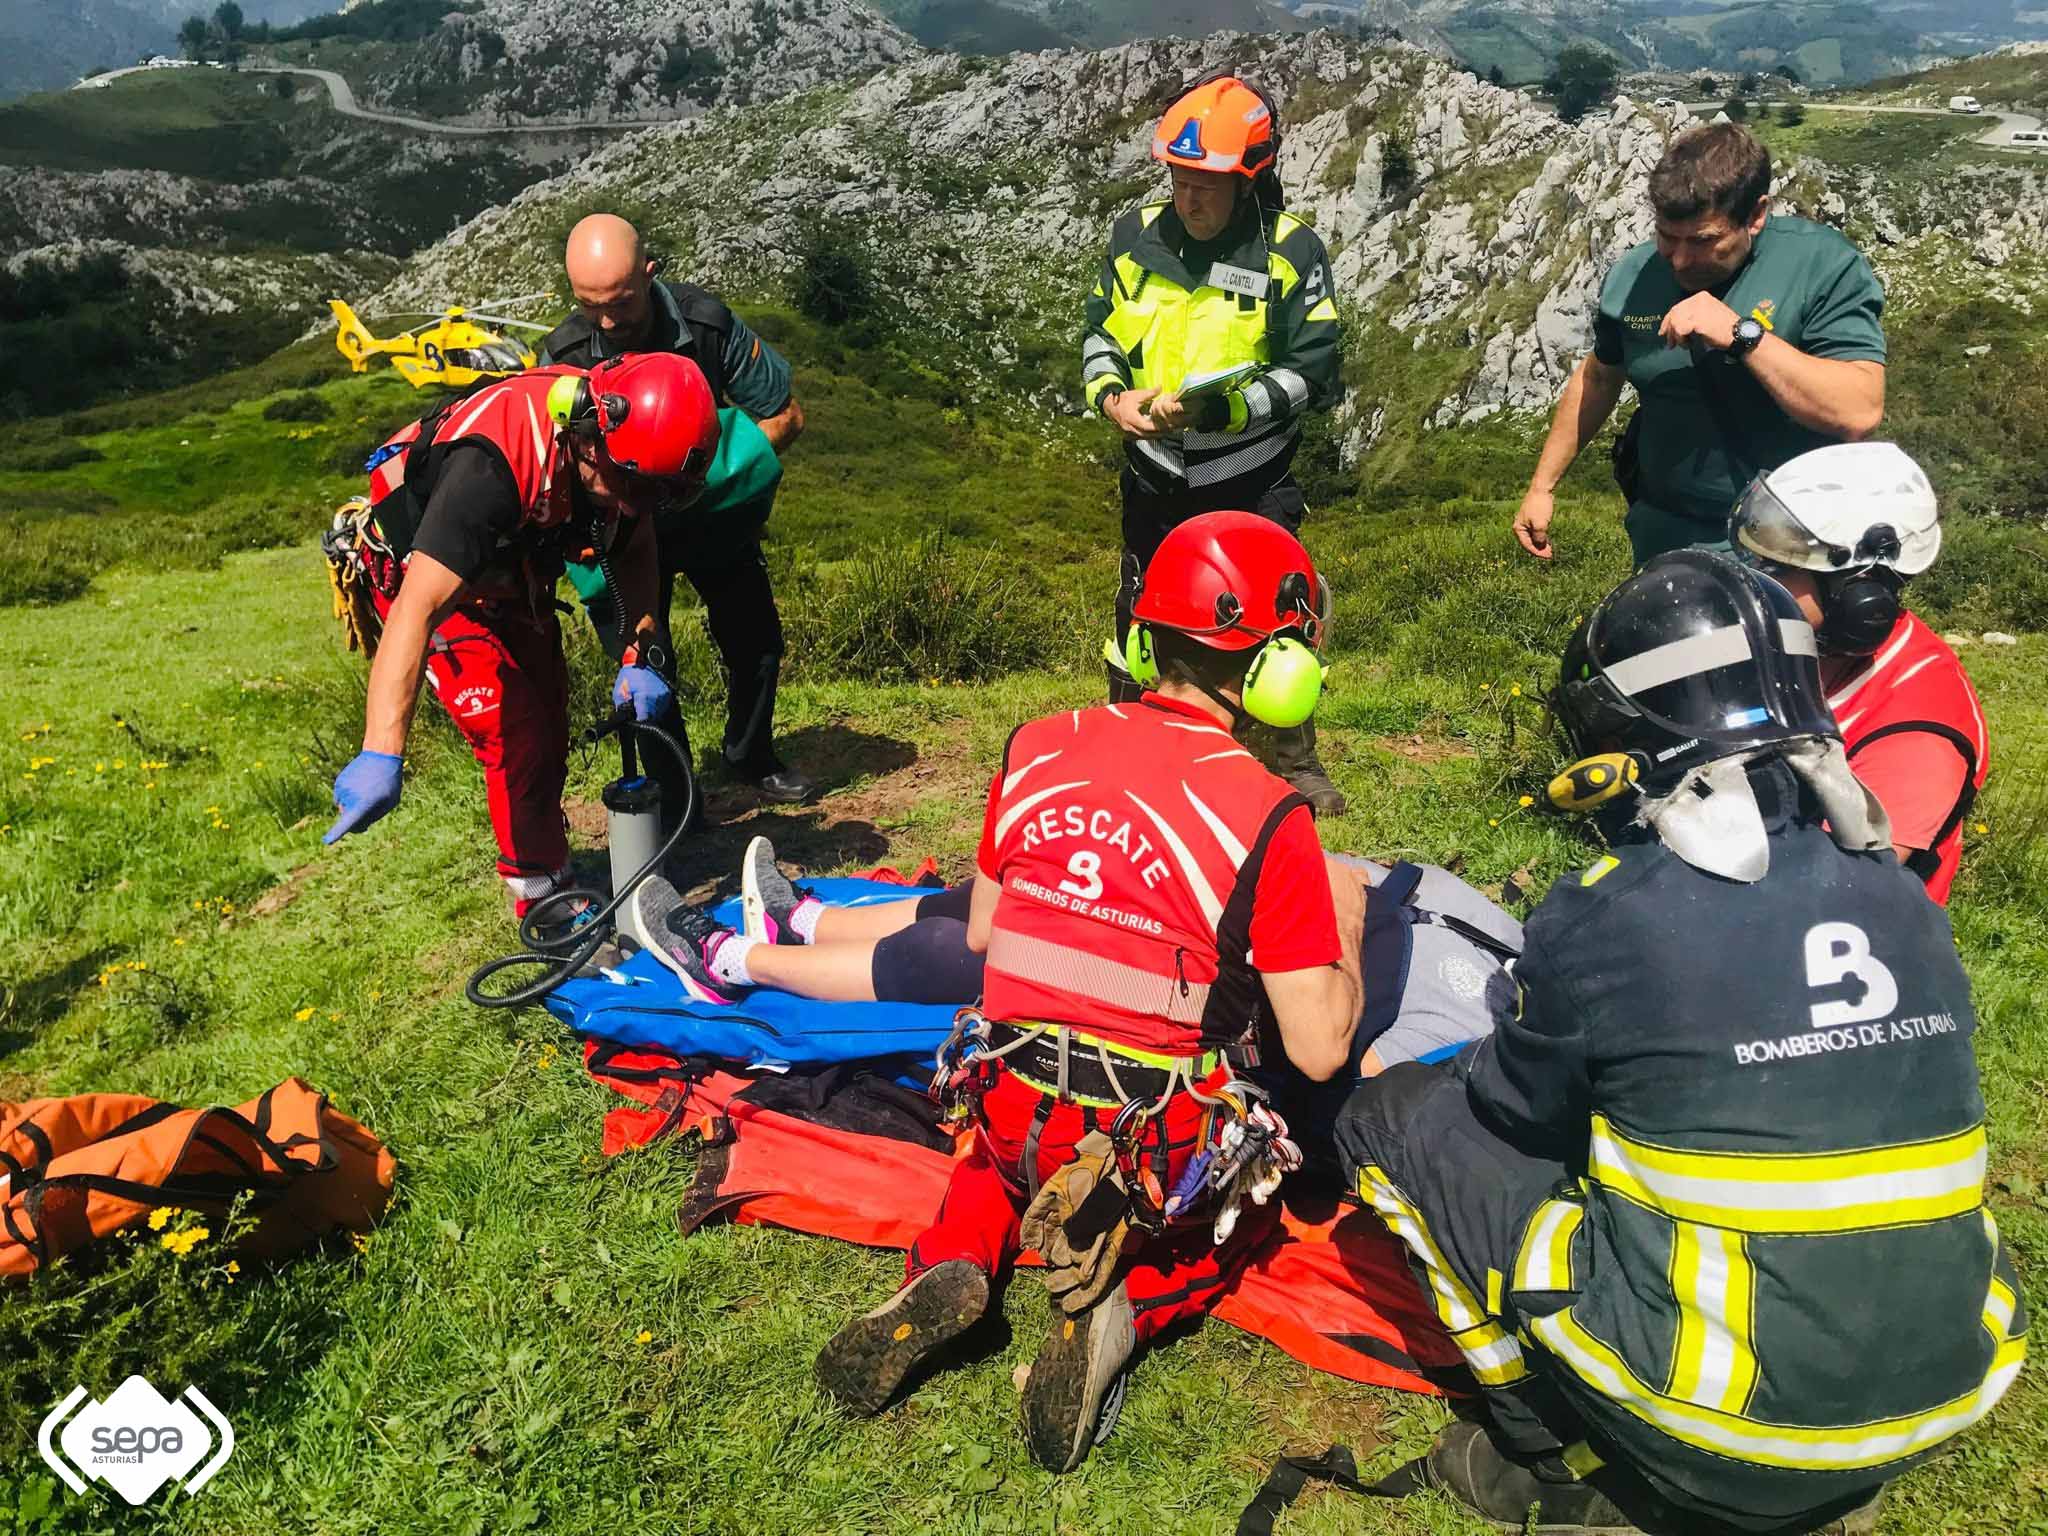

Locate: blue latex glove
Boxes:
[613,664,673,722]
[323,750,403,844]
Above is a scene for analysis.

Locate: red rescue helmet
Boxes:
[1152,75,1280,178]
[572,353,718,479]
[1132,510,1324,651]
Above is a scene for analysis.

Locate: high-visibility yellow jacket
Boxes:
[1461,794,2027,1523]
[1081,200,1340,497]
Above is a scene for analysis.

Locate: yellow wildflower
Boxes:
[1488,818,1501,827]
[1478,684,1491,694]
[174,938,186,946]
[1975,822,1989,835]
[634,1330,654,1345]
[293,1006,315,1022]
[350,1231,370,1255]
[1519,795,1535,807]
[148,1207,175,1230]
[1510,685,1523,697]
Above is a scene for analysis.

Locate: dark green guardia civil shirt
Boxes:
[1593,214,1886,525]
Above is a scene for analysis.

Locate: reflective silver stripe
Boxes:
[1779,617,1818,658]
[1603,623,1752,698]
[1184,417,1287,454]
[988,927,1210,1025]
[1131,437,1184,478]
[1268,368,1310,409]
[1082,334,1123,364]
[1186,428,1293,489]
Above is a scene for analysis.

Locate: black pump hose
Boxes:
[465,711,696,1010]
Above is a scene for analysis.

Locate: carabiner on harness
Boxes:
[931,1008,996,1125]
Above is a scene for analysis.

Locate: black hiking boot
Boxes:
[1268,721,1348,816]
[1021,1282,1137,1473]
[815,1260,990,1416]
[1421,1420,1643,1534]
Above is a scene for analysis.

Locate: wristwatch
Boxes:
[624,636,673,673]
[1729,316,1767,358]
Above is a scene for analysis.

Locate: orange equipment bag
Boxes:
[0,1077,396,1281]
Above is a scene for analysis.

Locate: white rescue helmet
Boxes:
[1729,441,1942,578]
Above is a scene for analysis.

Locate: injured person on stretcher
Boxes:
[636,837,1516,1081]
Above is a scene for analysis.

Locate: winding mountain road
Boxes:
[1677,98,2048,152]
[75,62,671,137]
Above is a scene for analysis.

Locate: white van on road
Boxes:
[1950,94,1984,113]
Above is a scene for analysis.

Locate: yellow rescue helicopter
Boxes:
[328,295,557,389]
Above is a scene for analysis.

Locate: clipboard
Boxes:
[1174,361,1260,400]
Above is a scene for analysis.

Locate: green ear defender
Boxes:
[1123,624,1160,687]
[1241,636,1325,728]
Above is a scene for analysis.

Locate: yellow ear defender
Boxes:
[546,374,593,429]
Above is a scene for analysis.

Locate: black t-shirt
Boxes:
[407,443,524,582]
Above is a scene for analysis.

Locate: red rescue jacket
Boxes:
[977,696,1306,1056]
[1830,610,1989,904]
[365,367,610,599]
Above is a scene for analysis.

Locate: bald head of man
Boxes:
[566,213,656,346]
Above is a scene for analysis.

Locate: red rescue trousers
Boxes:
[375,589,570,901]
[906,1066,1276,1341]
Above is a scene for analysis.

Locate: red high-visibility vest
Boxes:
[977,695,1307,1056]
[364,368,605,597]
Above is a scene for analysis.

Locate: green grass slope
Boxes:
[0,70,313,178]
[0,319,2043,1532]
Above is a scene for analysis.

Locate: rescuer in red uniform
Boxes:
[1728,441,1989,903]
[322,355,718,914]
[814,511,1365,1471]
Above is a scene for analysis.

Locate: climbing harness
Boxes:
[321,497,399,657]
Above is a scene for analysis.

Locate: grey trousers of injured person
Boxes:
[1332,1060,1592,1464]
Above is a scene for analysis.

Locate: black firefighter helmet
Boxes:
[1555,549,1838,787]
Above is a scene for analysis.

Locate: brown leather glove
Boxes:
[1019,1130,1134,1315]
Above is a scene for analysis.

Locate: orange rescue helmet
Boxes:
[1151,75,1279,178]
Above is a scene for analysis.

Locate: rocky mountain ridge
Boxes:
[346,0,919,125]
[370,31,2048,467]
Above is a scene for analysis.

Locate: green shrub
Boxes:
[262,391,334,423]
[793,217,880,330]
[803,532,1055,684]
[0,519,99,605]
[5,441,104,473]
